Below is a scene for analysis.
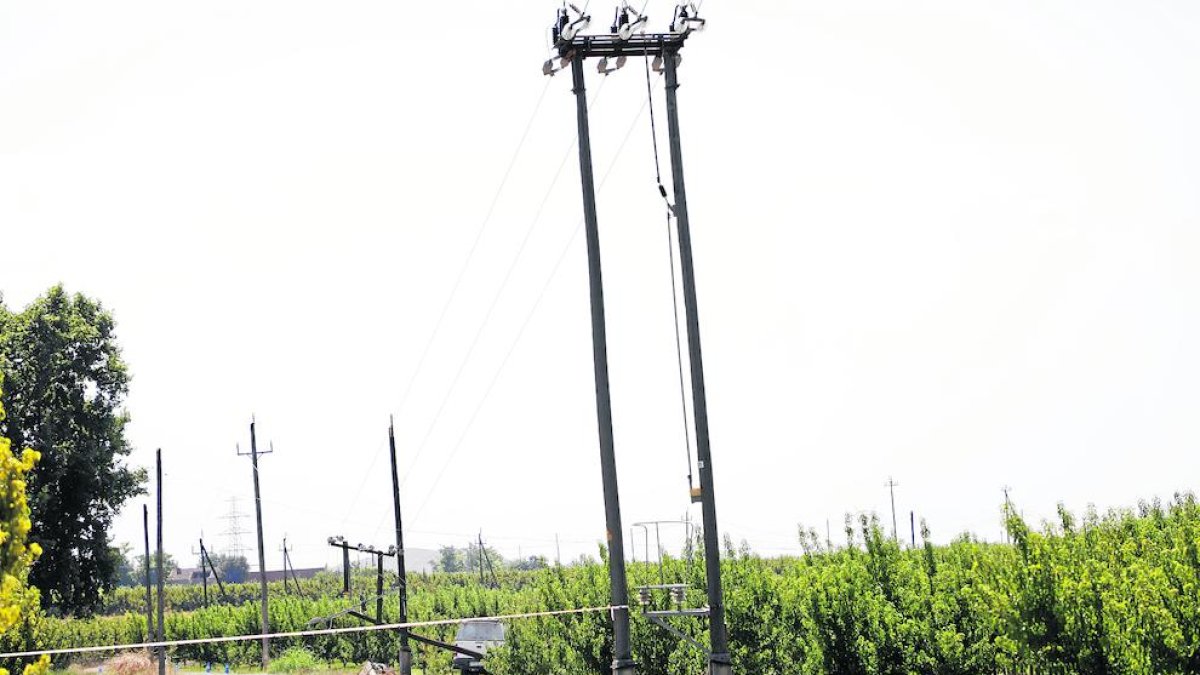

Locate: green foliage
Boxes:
[35,494,1200,674]
[206,555,248,585]
[128,554,176,587]
[271,646,319,673]
[0,374,50,675]
[0,286,146,616]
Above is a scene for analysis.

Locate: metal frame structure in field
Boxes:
[314,535,485,667]
[543,3,729,674]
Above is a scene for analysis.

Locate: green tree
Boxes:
[437,546,464,573]
[109,545,136,587]
[208,553,248,583]
[131,552,177,586]
[0,286,146,616]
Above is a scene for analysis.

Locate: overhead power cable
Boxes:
[393,77,555,422]
[392,79,665,535]
[398,77,610,486]
[643,32,695,494]
[334,79,554,521]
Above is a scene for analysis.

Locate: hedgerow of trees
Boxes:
[23,493,1200,675]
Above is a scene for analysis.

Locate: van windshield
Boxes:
[455,622,505,642]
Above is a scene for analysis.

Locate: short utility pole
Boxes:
[388,417,413,675]
[886,477,900,543]
[238,420,273,670]
[142,505,154,651]
[155,449,166,675]
[544,4,718,673]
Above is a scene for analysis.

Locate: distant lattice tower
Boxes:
[221,496,251,559]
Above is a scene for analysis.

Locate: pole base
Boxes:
[397,647,412,675]
[612,658,637,675]
[708,653,732,675]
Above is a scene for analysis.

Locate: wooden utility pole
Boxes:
[143,505,154,646]
[886,477,900,543]
[238,420,273,669]
[387,419,413,675]
[155,449,166,675]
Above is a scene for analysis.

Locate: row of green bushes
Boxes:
[24,494,1200,674]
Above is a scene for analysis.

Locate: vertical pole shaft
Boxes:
[155,449,166,675]
[342,545,351,595]
[388,420,412,675]
[477,534,485,586]
[376,553,384,623]
[910,511,916,549]
[556,534,561,566]
[655,523,664,586]
[888,479,899,543]
[201,541,209,607]
[143,505,154,645]
[571,54,635,675]
[250,422,270,669]
[282,540,289,594]
[663,49,730,673]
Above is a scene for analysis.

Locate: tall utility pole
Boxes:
[387,419,413,675]
[155,449,166,675]
[546,7,715,672]
[910,511,916,549]
[662,44,732,675]
[238,420,273,670]
[886,477,900,543]
[143,505,154,647]
[567,49,635,675]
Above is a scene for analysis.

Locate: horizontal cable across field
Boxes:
[0,605,628,659]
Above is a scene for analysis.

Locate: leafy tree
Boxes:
[109,545,136,587]
[131,553,177,586]
[208,554,248,584]
[465,543,503,575]
[0,374,50,675]
[0,286,146,616]
[510,556,548,571]
[436,546,464,573]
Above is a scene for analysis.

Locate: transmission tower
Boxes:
[221,497,251,559]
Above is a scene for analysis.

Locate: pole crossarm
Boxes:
[555,33,687,59]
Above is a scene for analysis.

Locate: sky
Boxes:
[1,1,1199,572]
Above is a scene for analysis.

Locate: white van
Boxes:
[450,620,506,673]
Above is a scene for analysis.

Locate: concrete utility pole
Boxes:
[565,42,635,675]
[910,511,916,549]
[143,505,154,648]
[545,7,717,672]
[155,449,166,675]
[238,420,273,669]
[387,418,413,675]
[1002,485,1013,544]
[662,45,732,675]
[886,477,900,543]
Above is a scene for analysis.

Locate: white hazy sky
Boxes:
[2,1,1199,571]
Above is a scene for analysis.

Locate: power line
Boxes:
[335,79,557,524]
[396,78,664,534]
[398,77,611,487]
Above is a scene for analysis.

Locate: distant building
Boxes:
[166,567,212,585]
